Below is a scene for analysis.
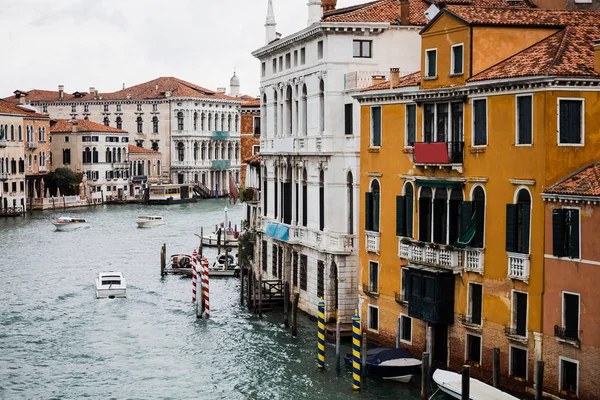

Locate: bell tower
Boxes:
[265,0,277,45]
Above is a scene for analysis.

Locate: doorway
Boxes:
[433,324,448,366]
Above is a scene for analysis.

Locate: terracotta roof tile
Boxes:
[546,162,600,196]
[242,99,260,107]
[128,144,161,154]
[49,119,127,134]
[0,100,48,119]
[361,71,421,91]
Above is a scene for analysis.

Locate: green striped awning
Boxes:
[415,179,463,189]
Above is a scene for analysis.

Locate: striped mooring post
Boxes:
[191,249,198,303]
[352,311,362,391]
[317,298,326,369]
[201,257,210,318]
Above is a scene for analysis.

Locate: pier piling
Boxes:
[291,293,299,337]
[493,348,500,388]
[361,333,367,388]
[461,365,470,400]
[258,274,262,319]
[283,281,289,328]
[536,360,544,400]
[351,312,361,391]
[199,227,203,257]
[317,298,325,369]
[335,319,341,375]
[420,352,429,400]
[160,244,166,276]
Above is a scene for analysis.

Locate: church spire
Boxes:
[265,0,277,45]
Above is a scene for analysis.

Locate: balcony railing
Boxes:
[212,160,231,170]
[362,283,378,296]
[464,249,484,274]
[508,252,530,281]
[0,172,9,181]
[365,231,380,253]
[27,141,38,149]
[554,325,581,346]
[0,139,7,148]
[398,239,462,271]
[394,291,408,304]
[413,141,464,165]
[504,326,528,342]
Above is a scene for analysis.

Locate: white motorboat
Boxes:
[95,272,127,299]
[433,369,519,400]
[201,227,240,248]
[136,215,165,228]
[209,253,241,277]
[166,254,194,276]
[53,216,90,231]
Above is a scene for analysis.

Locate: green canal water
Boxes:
[0,199,429,399]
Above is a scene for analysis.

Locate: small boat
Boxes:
[344,348,422,383]
[53,216,90,231]
[95,272,127,299]
[166,254,194,276]
[201,227,240,248]
[209,253,241,277]
[136,215,165,228]
[433,369,519,400]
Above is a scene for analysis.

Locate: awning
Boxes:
[265,223,289,241]
[456,211,476,249]
[415,179,464,189]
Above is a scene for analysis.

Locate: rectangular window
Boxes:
[279,56,283,72]
[285,53,291,69]
[71,105,76,113]
[353,40,372,58]
[317,40,323,59]
[84,104,89,112]
[292,252,298,287]
[137,104,142,112]
[261,62,266,77]
[104,105,109,112]
[368,261,378,293]
[473,99,487,146]
[552,208,580,259]
[506,202,530,254]
[42,105,48,113]
[436,103,448,142]
[558,99,583,145]
[344,103,353,135]
[293,50,298,66]
[469,283,482,325]
[272,58,277,73]
[300,47,306,65]
[153,104,158,112]
[513,291,527,337]
[262,240,267,271]
[424,104,435,143]
[510,346,527,379]
[466,334,481,365]
[370,106,381,147]
[560,358,578,396]
[406,104,416,146]
[400,315,412,343]
[426,49,437,78]
[517,95,533,145]
[562,292,580,341]
[451,44,464,75]
[401,268,408,303]
[116,104,122,112]
[64,136,69,142]
[368,305,379,332]
[317,260,324,298]
[300,254,308,291]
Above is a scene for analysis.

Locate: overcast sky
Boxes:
[0,0,366,99]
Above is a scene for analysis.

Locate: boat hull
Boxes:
[53,223,89,231]
[343,356,419,383]
[201,236,239,247]
[146,198,198,205]
[96,288,127,299]
[136,221,166,228]
[433,369,520,400]
[208,269,239,277]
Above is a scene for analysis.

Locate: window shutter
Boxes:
[506,204,518,252]
[406,105,416,146]
[365,192,374,231]
[345,104,353,135]
[474,100,487,146]
[372,107,381,147]
[396,196,406,236]
[518,96,532,145]
[461,201,474,235]
[520,204,531,254]
[568,209,579,259]
[559,100,569,143]
[373,192,380,232]
[552,209,566,257]
[570,101,581,144]
[406,194,414,238]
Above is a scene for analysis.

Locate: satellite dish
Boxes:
[424,4,440,22]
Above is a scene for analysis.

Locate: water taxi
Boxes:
[209,253,241,277]
[136,215,166,228]
[95,272,127,299]
[433,369,519,400]
[145,184,198,205]
[53,216,90,231]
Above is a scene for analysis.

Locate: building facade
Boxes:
[354,6,600,398]
[0,101,27,212]
[240,98,260,185]
[22,104,51,204]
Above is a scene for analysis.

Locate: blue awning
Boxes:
[265,223,289,241]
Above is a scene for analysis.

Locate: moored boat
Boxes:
[201,227,240,247]
[433,369,519,400]
[53,216,90,231]
[136,215,165,228]
[344,348,422,383]
[166,254,194,276]
[95,272,127,299]
[209,253,240,277]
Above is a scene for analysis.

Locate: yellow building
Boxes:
[354,6,600,398]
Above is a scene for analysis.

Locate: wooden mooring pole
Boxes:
[335,318,341,375]
[536,360,544,400]
[493,348,500,388]
[283,281,289,328]
[291,293,299,337]
[160,244,166,276]
[251,272,257,313]
[461,365,470,400]
[247,269,252,311]
[199,227,203,257]
[361,333,367,388]
[258,273,263,319]
[421,352,429,400]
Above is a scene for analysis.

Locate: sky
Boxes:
[0,0,366,99]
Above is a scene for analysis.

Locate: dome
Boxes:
[230,72,240,86]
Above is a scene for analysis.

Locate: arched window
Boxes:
[147,160,151,175]
[28,154,32,168]
[151,116,158,134]
[157,160,161,176]
[106,148,112,163]
[137,116,143,133]
[507,188,531,254]
[228,114,232,132]
[319,79,325,133]
[234,145,239,161]
[201,143,206,160]
[301,168,308,227]
[177,112,184,131]
[10,125,15,141]
[285,86,293,136]
[419,187,433,241]
[366,179,380,233]
[116,117,123,129]
[177,142,185,162]
[38,126,43,141]
[201,113,206,131]
[228,144,233,161]
[83,147,91,164]
[40,152,46,167]
[10,158,16,173]
[112,148,116,163]
[103,117,110,127]
[301,84,308,135]
[221,114,226,132]
[208,114,213,131]
[18,158,24,173]
[347,172,354,235]
[194,142,199,161]
[194,112,198,131]
[319,171,325,230]
[117,148,122,163]
[397,182,414,238]
[92,147,98,163]
[17,125,22,141]
[235,114,239,132]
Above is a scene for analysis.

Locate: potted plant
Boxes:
[400,237,412,245]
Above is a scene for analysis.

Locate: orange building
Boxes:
[240,98,260,185]
[354,6,600,398]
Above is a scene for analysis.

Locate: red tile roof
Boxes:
[0,100,48,119]
[361,71,421,91]
[546,162,600,197]
[49,119,127,134]
[243,154,262,166]
[4,77,241,103]
[128,144,161,154]
[242,99,260,107]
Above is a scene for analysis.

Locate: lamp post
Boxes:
[224,206,229,270]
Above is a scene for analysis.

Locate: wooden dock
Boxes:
[324,323,353,340]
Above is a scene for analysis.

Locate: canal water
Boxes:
[0,199,428,399]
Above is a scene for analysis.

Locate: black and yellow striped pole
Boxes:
[317,297,325,369]
[352,310,361,390]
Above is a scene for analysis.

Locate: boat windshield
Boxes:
[101,280,121,285]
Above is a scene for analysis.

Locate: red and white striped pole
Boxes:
[191,249,198,303]
[201,257,210,318]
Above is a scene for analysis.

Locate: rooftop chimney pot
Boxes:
[58,85,64,101]
[371,75,386,86]
[322,0,337,13]
[390,68,401,89]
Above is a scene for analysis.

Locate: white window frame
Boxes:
[558,206,582,261]
[557,97,585,147]
[450,43,464,75]
[513,185,533,256]
[405,103,417,148]
[400,314,412,345]
[465,332,482,366]
[561,291,580,335]
[370,105,382,148]
[467,282,483,326]
[515,94,534,146]
[509,344,528,380]
[367,304,379,333]
[511,289,529,338]
[425,48,438,78]
[559,356,579,397]
[252,145,260,155]
[368,178,382,234]
[471,97,488,147]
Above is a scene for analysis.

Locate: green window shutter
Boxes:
[406,104,416,146]
[552,209,566,257]
[559,100,569,143]
[396,196,406,236]
[519,204,531,254]
[365,192,374,231]
[474,100,487,146]
[569,101,581,144]
[461,201,474,235]
[568,209,580,259]
[506,204,518,252]
[373,192,380,232]
[517,96,532,145]
[406,194,414,238]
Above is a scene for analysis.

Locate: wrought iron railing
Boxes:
[554,325,581,345]
[362,283,378,296]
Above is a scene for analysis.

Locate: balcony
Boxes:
[0,139,7,148]
[0,172,9,181]
[212,160,231,170]
[413,141,464,172]
[508,252,530,282]
[365,231,380,253]
[554,325,581,347]
[362,283,378,297]
[504,326,528,344]
[464,249,484,274]
[461,315,483,331]
[27,141,38,149]
[398,238,463,272]
[212,131,230,140]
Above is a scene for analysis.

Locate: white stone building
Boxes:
[251,0,427,322]
[0,101,28,212]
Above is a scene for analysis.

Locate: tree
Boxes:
[48,168,81,196]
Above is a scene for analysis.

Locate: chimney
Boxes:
[164,90,172,98]
[94,89,99,100]
[308,0,322,26]
[322,0,336,13]
[390,68,401,88]
[595,39,600,74]
[58,85,64,101]
[155,84,159,90]
[399,0,409,25]
[371,75,386,86]
[89,86,95,95]
[71,121,78,133]
[217,87,226,93]
[18,93,26,105]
